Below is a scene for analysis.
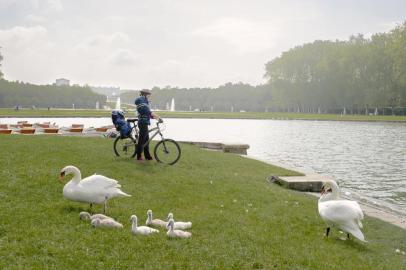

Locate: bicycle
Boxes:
[113,118,181,165]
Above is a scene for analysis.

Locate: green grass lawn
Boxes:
[0,135,405,269]
[1,108,406,122]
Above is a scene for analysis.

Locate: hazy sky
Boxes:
[0,0,405,89]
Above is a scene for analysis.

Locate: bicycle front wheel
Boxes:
[113,136,137,158]
[154,139,181,165]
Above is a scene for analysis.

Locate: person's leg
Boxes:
[136,124,148,160]
[144,131,152,160]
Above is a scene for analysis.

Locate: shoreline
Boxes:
[1,114,406,123]
[1,108,406,123]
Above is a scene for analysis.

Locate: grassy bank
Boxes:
[1,108,406,122]
[0,135,405,269]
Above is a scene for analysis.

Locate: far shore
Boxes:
[1,108,406,122]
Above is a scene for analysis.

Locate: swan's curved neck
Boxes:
[168,221,174,232]
[70,167,82,183]
[330,181,340,199]
[132,218,138,229]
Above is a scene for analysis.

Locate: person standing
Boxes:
[134,89,159,161]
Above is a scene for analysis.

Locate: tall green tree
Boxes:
[264,22,406,114]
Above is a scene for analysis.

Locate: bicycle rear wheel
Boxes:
[154,139,181,165]
[113,136,137,158]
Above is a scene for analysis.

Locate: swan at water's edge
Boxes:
[318,180,366,242]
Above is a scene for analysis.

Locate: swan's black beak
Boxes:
[59,171,65,183]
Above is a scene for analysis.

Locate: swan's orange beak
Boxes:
[59,171,65,183]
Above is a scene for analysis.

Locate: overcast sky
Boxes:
[0,0,405,89]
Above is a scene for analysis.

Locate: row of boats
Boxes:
[0,121,114,135]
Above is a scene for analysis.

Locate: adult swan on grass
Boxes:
[59,165,131,214]
[318,179,366,242]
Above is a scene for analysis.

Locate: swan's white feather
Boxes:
[91,218,123,228]
[79,174,120,190]
[79,211,114,221]
[133,226,160,235]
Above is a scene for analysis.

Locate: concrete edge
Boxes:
[178,141,249,155]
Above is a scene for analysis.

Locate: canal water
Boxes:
[1,117,405,215]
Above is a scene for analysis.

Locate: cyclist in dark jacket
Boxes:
[134,89,159,161]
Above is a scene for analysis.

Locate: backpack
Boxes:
[111,110,131,138]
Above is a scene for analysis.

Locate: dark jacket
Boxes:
[135,96,152,125]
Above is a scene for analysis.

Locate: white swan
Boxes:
[79,211,113,221]
[318,180,366,242]
[60,165,131,213]
[167,218,192,238]
[91,217,123,228]
[167,212,192,230]
[131,215,159,235]
[146,209,167,228]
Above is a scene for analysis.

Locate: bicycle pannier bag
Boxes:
[111,110,131,138]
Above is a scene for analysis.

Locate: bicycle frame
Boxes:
[142,122,164,147]
[127,121,139,140]
[126,120,165,147]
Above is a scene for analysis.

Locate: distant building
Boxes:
[55,78,70,86]
[91,86,120,102]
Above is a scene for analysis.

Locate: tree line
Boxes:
[0,79,106,109]
[264,22,406,115]
[121,83,272,112]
